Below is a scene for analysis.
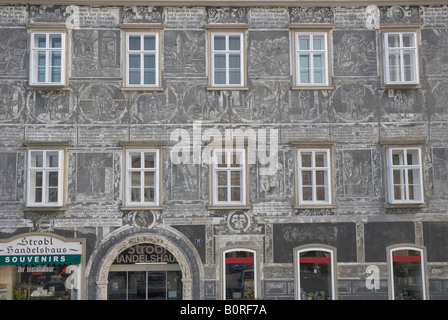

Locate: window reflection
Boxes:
[224,250,255,299]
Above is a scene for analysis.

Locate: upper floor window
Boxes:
[383,31,419,85]
[206,25,249,90]
[290,25,333,89]
[121,25,164,91]
[121,142,164,209]
[387,245,427,300]
[385,146,424,205]
[211,148,247,207]
[294,143,335,208]
[30,32,67,86]
[25,142,70,209]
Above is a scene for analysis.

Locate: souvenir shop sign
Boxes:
[114,243,178,264]
[0,235,82,266]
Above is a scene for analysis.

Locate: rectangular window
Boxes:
[384,32,419,85]
[27,149,64,207]
[386,147,424,204]
[125,33,159,87]
[295,33,328,86]
[124,149,160,207]
[212,149,246,206]
[297,149,332,206]
[30,32,66,86]
[210,32,244,87]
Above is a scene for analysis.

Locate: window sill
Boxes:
[295,204,337,210]
[207,86,249,91]
[120,86,164,92]
[383,83,422,90]
[121,205,164,211]
[385,202,427,209]
[24,206,68,212]
[27,85,71,91]
[208,205,251,210]
[292,85,333,91]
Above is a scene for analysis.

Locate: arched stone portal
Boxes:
[87,225,202,300]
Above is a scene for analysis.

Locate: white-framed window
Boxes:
[26,149,65,207]
[124,149,160,207]
[125,33,159,87]
[386,147,424,204]
[222,248,257,300]
[383,32,419,85]
[297,149,332,206]
[210,32,245,87]
[30,32,66,86]
[211,149,246,206]
[295,32,328,86]
[387,245,427,300]
[294,245,336,300]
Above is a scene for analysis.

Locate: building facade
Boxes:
[1,0,448,300]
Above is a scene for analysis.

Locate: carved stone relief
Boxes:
[331,82,376,122]
[26,90,77,124]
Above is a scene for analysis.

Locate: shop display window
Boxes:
[388,246,427,300]
[223,249,256,300]
[296,246,336,300]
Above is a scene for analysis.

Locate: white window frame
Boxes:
[386,147,424,204]
[125,32,160,88]
[295,32,329,86]
[124,149,160,207]
[210,32,245,88]
[383,31,419,85]
[26,149,65,207]
[296,148,332,206]
[222,248,257,300]
[211,149,246,206]
[387,245,427,300]
[29,32,66,86]
[294,245,337,300]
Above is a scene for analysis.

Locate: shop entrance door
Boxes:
[108,265,182,300]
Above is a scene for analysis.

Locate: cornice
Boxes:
[1,0,448,6]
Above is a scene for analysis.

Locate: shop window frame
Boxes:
[387,244,428,300]
[293,244,337,300]
[221,247,258,300]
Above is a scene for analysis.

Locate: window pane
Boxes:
[299,250,333,300]
[34,187,43,203]
[231,187,241,201]
[313,36,324,50]
[315,153,327,167]
[144,71,156,85]
[316,186,326,201]
[225,251,255,300]
[144,171,154,187]
[231,152,243,167]
[402,34,415,47]
[37,51,46,82]
[35,35,46,48]
[315,171,326,185]
[229,54,240,69]
[144,154,155,168]
[131,172,141,187]
[48,187,58,203]
[131,154,141,168]
[214,36,226,50]
[229,70,241,85]
[392,249,424,300]
[51,52,61,82]
[214,70,226,85]
[31,152,43,167]
[216,151,227,167]
[299,36,309,50]
[131,188,140,202]
[48,172,58,187]
[301,171,312,185]
[301,153,312,167]
[144,36,156,50]
[302,187,312,201]
[129,36,141,50]
[144,54,155,69]
[217,171,227,186]
[144,188,154,202]
[50,35,62,48]
[218,187,227,201]
[129,54,140,68]
[231,171,241,186]
[300,54,310,68]
[214,55,226,69]
[229,36,241,50]
[129,71,140,85]
[388,34,400,48]
[407,150,419,165]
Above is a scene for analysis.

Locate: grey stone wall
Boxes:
[0,4,448,300]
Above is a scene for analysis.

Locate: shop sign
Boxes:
[114,243,178,264]
[0,235,82,266]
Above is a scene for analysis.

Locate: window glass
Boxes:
[126,33,158,86]
[224,250,255,300]
[390,248,426,300]
[298,249,334,300]
[295,33,328,86]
